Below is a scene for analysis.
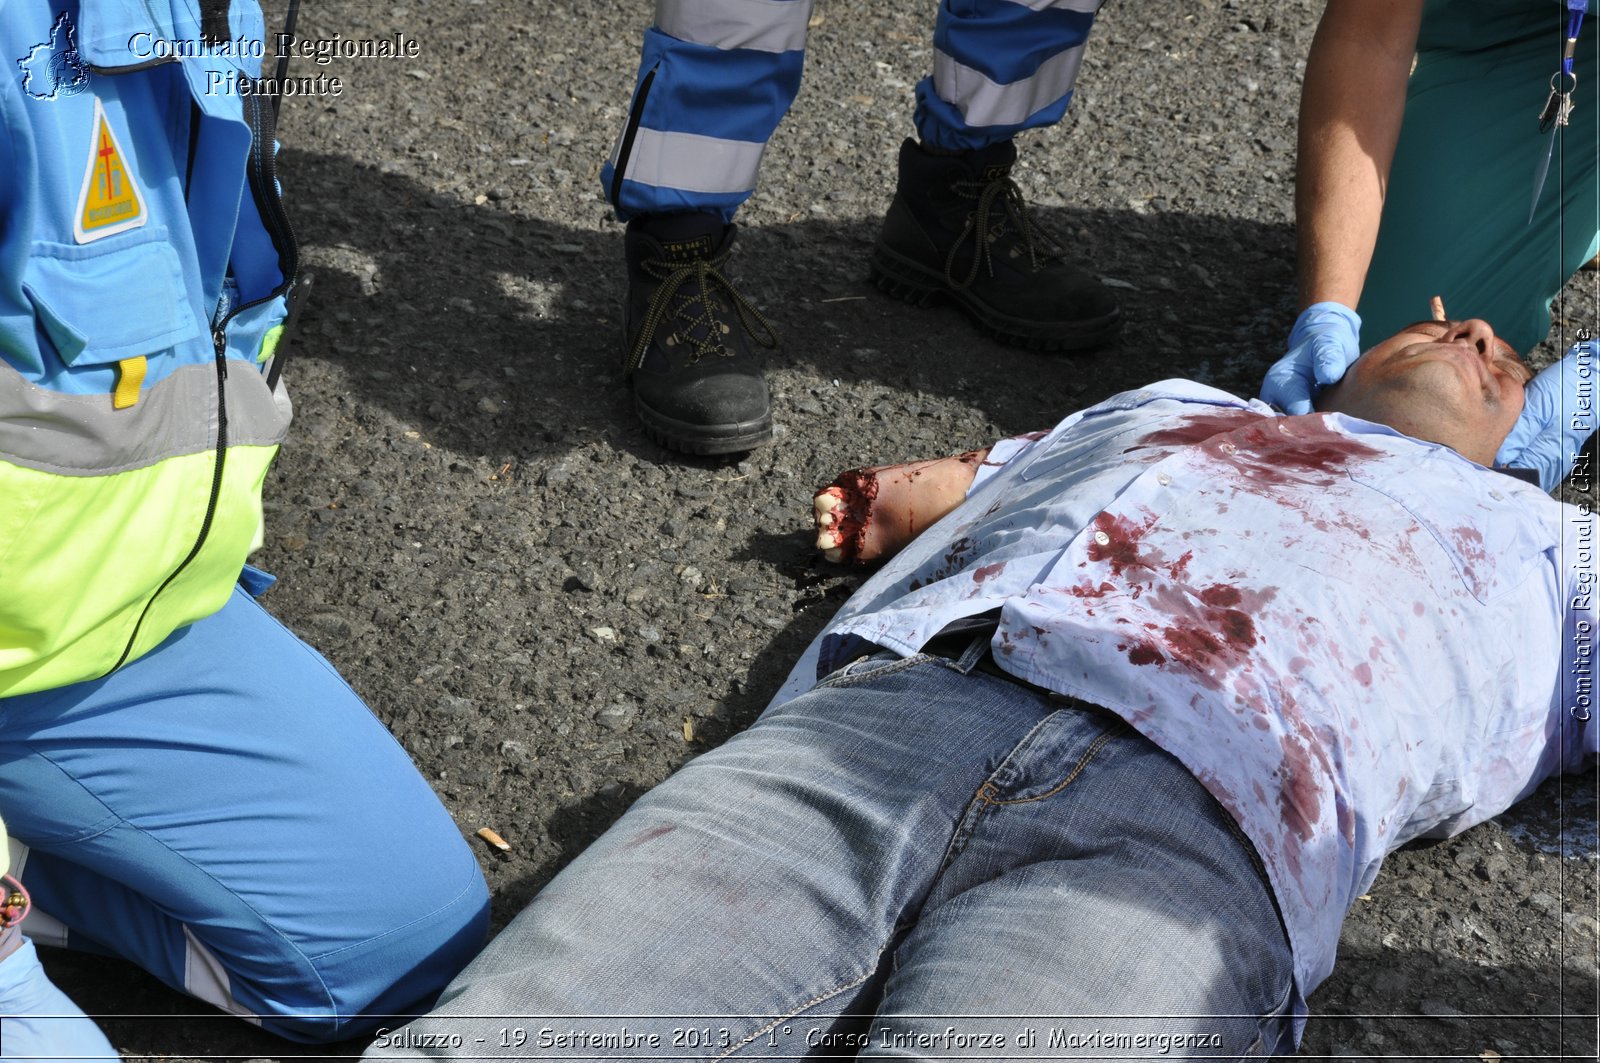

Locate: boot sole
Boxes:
[869,243,1121,352]
[634,395,773,456]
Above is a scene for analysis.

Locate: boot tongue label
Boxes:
[660,235,714,262]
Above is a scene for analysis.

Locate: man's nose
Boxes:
[1444,318,1496,357]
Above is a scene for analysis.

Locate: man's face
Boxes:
[1320,319,1530,461]
[1357,318,1530,408]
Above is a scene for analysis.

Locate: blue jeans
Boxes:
[0,581,490,1043]
[370,648,1295,1060]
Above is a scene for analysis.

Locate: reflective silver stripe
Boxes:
[606,121,627,172]
[1004,0,1103,13]
[4,839,70,950]
[655,0,814,53]
[183,924,263,1025]
[0,357,292,476]
[19,908,69,950]
[932,40,1089,129]
[622,127,766,196]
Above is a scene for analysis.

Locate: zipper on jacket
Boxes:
[107,330,230,673]
[88,56,180,76]
[183,100,201,198]
[229,89,300,317]
[104,89,299,676]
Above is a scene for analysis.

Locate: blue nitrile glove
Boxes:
[1260,302,1364,415]
[1496,340,1598,491]
[0,937,119,1060]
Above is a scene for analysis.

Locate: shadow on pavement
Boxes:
[275,146,1302,470]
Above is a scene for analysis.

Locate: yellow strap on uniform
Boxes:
[113,356,146,410]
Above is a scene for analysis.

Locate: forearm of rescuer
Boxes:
[1295,0,1422,310]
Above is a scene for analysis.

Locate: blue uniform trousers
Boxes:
[0,581,490,1043]
[603,0,1105,221]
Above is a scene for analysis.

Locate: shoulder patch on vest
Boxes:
[74,97,147,244]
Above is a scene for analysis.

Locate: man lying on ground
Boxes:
[367,318,1595,1060]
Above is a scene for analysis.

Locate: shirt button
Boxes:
[1157,472,1172,486]
[1093,530,1111,546]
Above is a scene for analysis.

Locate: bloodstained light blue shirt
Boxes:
[772,380,1597,1034]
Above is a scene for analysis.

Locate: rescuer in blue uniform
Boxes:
[605,0,1121,456]
[0,2,488,1053]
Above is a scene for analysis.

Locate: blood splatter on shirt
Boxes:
[773,381,1594,1032]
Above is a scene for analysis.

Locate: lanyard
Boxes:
[1530,1,1589,221]
[1564,0,1589,80]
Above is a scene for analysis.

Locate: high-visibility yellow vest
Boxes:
[1,2,296,696]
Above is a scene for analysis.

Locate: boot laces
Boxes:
[627,250,778,375]
[944,172,1061,291]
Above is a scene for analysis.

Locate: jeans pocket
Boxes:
[1241,975,1298,1057]
[811,650,925,691]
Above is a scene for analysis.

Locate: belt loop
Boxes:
[951,631,994,674]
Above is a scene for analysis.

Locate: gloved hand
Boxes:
[1260,302,1364,415]
[1496,340,1598,491]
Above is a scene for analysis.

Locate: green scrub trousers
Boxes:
[1360,0,1600,355]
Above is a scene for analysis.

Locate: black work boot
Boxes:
[870,138,1120,350]
[622,213,776,455]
